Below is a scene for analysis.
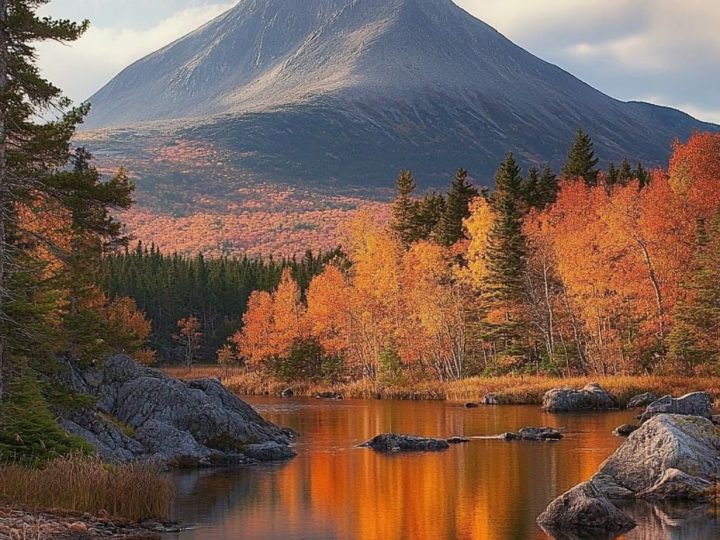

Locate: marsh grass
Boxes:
[164,366,720,405]
[0,454,172,521]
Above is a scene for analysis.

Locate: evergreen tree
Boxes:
[416,191,445,241]
[618,158,633,185]
[668,217,720,371]
[483,153,529,359]
[436,168,478,246]
[523,165,541,208]
[562,129,599,186]
[634,162,650,188]
[607,162,619,187]
[390,169,421,246]
[536,166,559,209]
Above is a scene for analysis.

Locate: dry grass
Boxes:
[164,366,720,405]
[0,454,172,521]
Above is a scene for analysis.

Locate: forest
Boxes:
[218,131,720,384]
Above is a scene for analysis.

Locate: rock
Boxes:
[464,402,480,408]
[244,441,297,462]
[57,355,295,467]
[591,414,720,499]
[639,392,712,423]
[636,468,712,501]
[315,391,343,400]
[280,387,294,398]
[69,522,88,533]
[536,481,636,537]
[446,436,470,444]
[481,393,500,405]
[613,424,639,437]
[360,433,450,453]
[626,392,657,409]
[502,427,563,441]
[542,382,618,413]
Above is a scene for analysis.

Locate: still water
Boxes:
[167,397,720,540]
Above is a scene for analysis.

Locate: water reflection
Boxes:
[165,398,720,540]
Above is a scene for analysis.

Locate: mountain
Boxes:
[77,0,718,255]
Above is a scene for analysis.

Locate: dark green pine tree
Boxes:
[634,162,650,188]
[618,158,633,185]
[483,153,529,358]
[536,166,559,209]
[667,217,720,372]
[562,129,600,186]
[391,169,421,246]
[607,162,619,187]
[523,165,541,208]
[416,191,445,241]
[436,168,479,246]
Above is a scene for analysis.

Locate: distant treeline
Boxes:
[99,244,345,361]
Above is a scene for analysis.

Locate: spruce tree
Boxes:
[483,153,529,358]
[437,168,478,246]
[618,158,633,185]
[536,166,558,209]
[390,169,421,246]
[523,165,541,208]
[634,162,650,188]
[562,129,599,186]
[607,162,619,187]
[416,191,445,241]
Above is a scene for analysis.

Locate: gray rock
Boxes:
[244,441,297,462]
[57,355,295,467]
[280,387,294,398]
[639,392,713,423]
[481,393,500,405]
[537,481,636,537]
[446,436,470,444]
[360,434,450,453]
[315,391,343,400]
[464,401,480,408]
[627,392,657,409]
[612,424,639,437]
[502,427,563,441]
[591,414,720,498]
[636,468,712,501]
[542,382,618,412]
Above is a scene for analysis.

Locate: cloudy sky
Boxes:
[37,0,720,123]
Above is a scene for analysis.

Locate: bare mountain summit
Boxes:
[77,0,718,254]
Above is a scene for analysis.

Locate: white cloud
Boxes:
[37,2,235,103]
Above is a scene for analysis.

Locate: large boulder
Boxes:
[58,355,296,467]
[590,414,720,498]
[537,481,636,537]
[542,382,618,412]
[627,392,657,409]
[360,434,450,452]
[639,392,713,423]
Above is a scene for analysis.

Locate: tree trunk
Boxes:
[635,236,666,343]
[0,0,8,401]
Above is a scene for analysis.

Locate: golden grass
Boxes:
[164,366,720,405]
[0,454,172,521]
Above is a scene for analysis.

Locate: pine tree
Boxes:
[390,169,421,246]
[634,162,650,188]
[536,166,559,209]
[483,153,529,359]
[0,0,89,398]
[607,162,619,187]
[562,129,599,186]
[618,158,633,185]
[416,191,445,241]
[437,168,478,246]
[523,165,541,208]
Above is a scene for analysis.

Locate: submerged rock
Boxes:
[446,436,470,444]
[502,427,563,442]
[542,382,618,413]
[58,355,296,467]
[464,401,480,408]
[612,424,639,437]
[315,391,343,400]
[360,434,450,452]
[627,392,657,409]
[639,392,712,423]
[537,481,636,537]
[280,387,294,398]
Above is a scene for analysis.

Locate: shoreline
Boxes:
[163,367,720,406]
[0,505,179,539]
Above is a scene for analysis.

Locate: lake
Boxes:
[166,397,720,539]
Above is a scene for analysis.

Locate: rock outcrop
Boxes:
[627,392,657,409]
[537,481,636,538]
[58,355,296,467]
[538,413,720,536]
[638,392,713,423]
[481,394,500,405]
[542,382,618,412]
[360,434,450,453]
[502,427,563,442]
